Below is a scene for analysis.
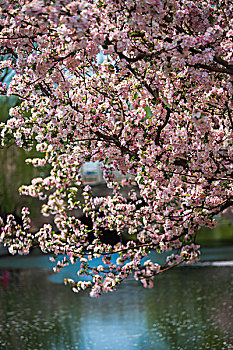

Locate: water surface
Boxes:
[0,248,232,350]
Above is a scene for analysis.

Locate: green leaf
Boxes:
[141,105,152,122]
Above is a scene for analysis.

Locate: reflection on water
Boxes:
[0,255,232,350]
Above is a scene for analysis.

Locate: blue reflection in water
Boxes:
[0,247,232,350]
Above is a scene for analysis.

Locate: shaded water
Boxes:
[0,250,232,350]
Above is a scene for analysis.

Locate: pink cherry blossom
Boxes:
[0,0,233,296]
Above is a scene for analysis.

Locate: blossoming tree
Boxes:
[0,0,233,297]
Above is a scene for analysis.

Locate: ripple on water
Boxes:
[0,254,232,350]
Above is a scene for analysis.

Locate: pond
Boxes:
[0,248,232,350]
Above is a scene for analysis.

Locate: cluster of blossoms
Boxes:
[0,0,233,296]
[0,208,33,255]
